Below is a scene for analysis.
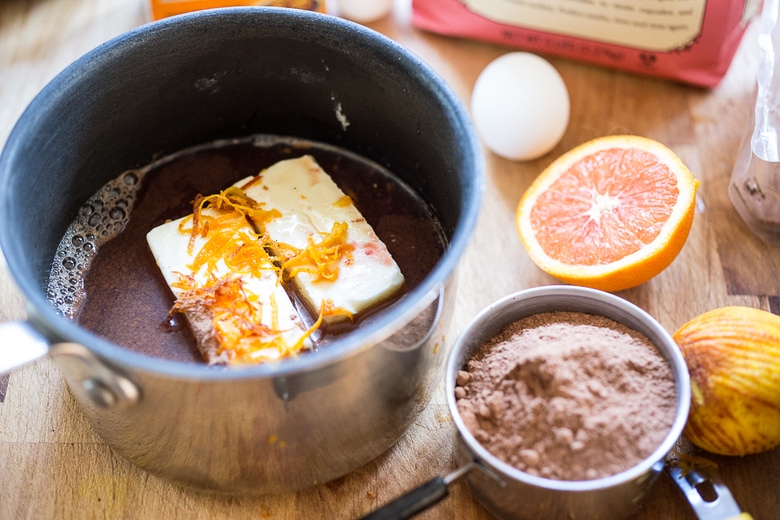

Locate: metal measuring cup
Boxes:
[362,285,692,519]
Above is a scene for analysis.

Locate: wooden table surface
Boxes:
[1,1,779,518]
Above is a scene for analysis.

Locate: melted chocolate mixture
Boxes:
[74,140,446,363]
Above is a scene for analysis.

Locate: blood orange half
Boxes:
[516,135,699,292]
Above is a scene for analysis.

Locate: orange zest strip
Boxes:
[172,275,303,363]
[168,185,322,362]
[186,187,282,255]
[334,195,354,208]
[291,299,355,349]
[281,221,354,282]
[320,299,354,322]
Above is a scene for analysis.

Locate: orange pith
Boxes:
[516,135,699,292]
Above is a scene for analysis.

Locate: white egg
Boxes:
[471,52,570,161]
[338,0,393,23]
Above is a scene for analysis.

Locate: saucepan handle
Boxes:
[666,457,754,520]
[0,320,49,374]
[359,476,450,520]
[358,463,476,520]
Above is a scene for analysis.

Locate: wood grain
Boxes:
[1,1,778,519]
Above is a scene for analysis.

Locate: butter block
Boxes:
[239,155,405,323]
[147,207,311,365]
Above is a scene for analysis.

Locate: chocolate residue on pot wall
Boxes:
[455,311,677,481]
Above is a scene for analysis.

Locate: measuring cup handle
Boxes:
[358,476,449,520]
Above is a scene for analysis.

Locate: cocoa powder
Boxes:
[455,311,677,481]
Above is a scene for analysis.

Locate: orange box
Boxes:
[149,0,326,20]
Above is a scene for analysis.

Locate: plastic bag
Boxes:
[729,0,780,243]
